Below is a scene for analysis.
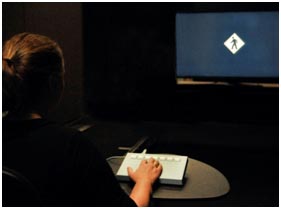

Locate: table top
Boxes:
[108,157,230,199]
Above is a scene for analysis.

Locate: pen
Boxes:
[142,149,147,159]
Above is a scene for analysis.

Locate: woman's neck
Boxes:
[29,113,42,119]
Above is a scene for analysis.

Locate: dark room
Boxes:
[2,2,279,207]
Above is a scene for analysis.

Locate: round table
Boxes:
[108,157,230,199]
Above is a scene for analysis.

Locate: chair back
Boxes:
[2,166,41,206]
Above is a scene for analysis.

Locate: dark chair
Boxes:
[2,166,41,206]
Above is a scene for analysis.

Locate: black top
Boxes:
[2,118,136,207]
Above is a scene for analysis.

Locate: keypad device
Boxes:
[116,152,188,185]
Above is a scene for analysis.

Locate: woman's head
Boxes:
[3,33,65,118]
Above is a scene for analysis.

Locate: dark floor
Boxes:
[77,118,278,207]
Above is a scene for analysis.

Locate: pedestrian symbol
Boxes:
[224,33,245,54]
[231,37,238,49]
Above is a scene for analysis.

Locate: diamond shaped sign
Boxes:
[224,33,245,54]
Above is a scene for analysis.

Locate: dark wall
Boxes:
[83,3,175,121]
[3,2,278,124]
[3,3,84,123]
[83,3,278,123]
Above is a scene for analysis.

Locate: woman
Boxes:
[2,33,162,206]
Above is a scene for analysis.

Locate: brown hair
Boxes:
[3,33,65,117]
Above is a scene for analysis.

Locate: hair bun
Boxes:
[2,58,17,77]
[3,58,14,67]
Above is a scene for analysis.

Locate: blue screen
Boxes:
[176,12,279,79]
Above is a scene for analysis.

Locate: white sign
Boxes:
[224,33,245,55]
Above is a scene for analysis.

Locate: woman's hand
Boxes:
[128,157,162,185]
[128,157,162,207]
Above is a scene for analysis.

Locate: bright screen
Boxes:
[176,11,279,82]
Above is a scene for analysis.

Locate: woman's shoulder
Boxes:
[3,118,98,168]
[3,118,88,148]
